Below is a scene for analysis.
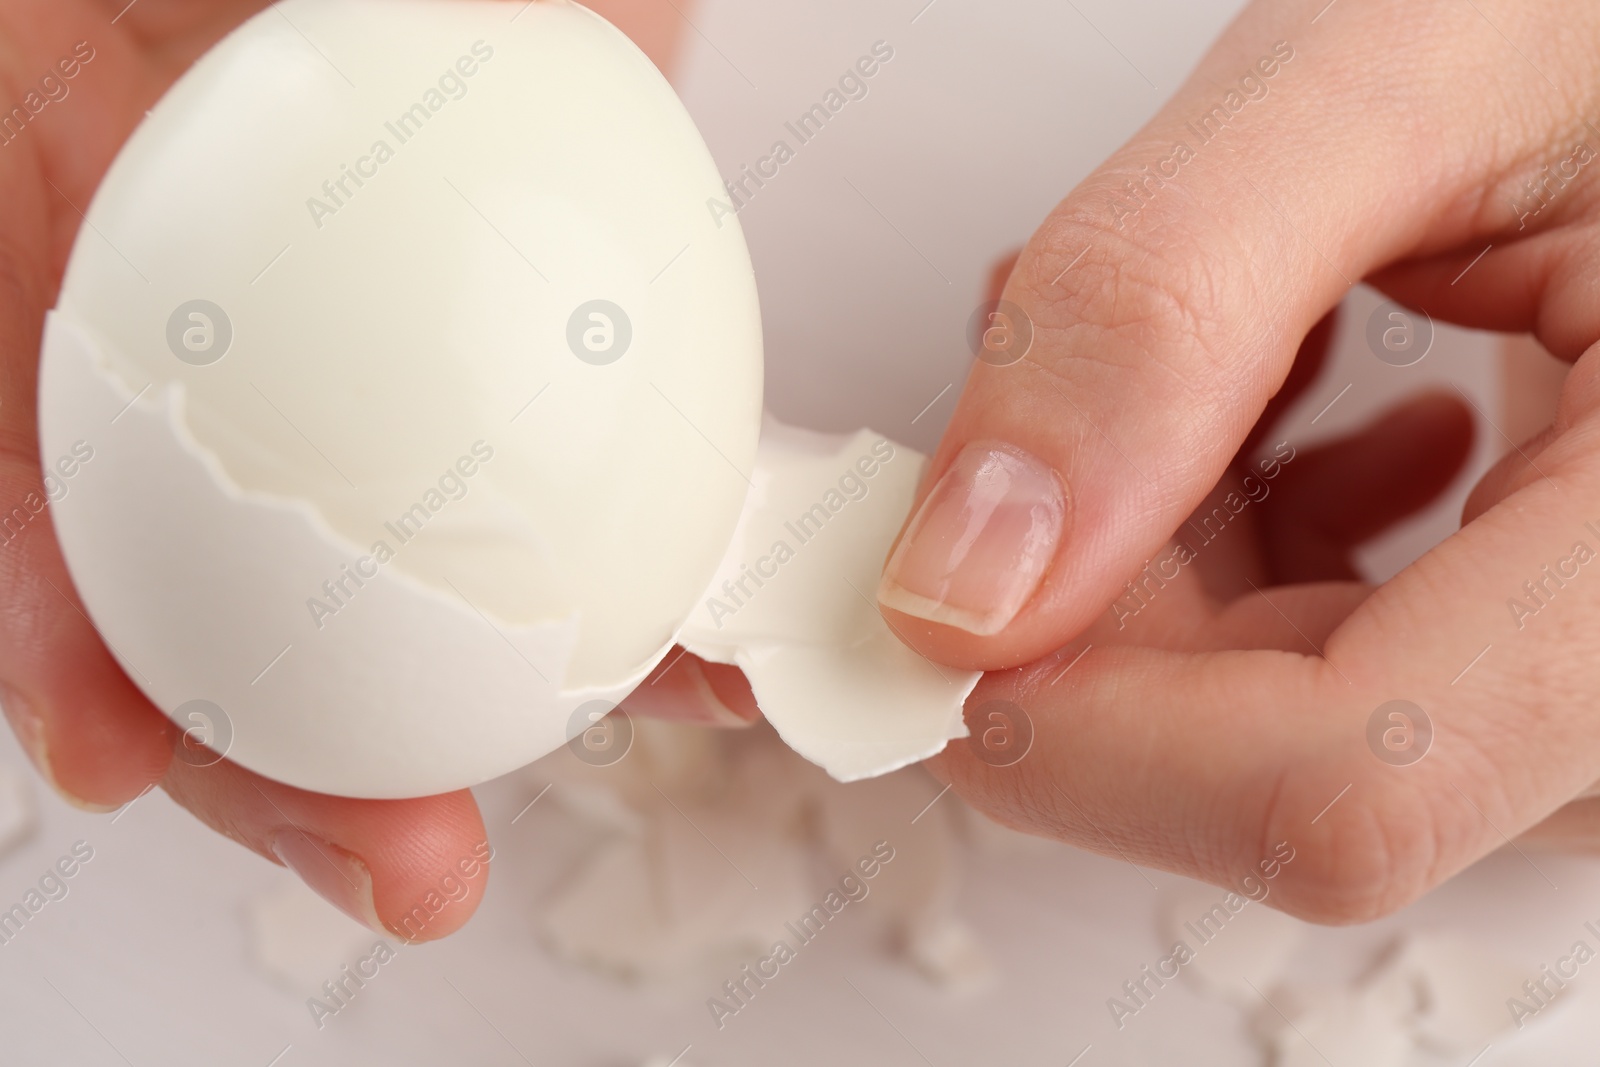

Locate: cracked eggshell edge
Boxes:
[679,417,976,782]
[40,311,664,799]
[42,318,970,792]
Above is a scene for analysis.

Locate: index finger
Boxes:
[878,0,1600,669]
[934,349,1600,921]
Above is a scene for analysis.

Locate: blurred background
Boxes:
[1,0,1589,1063]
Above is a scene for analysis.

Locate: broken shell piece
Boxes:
[540,832,658,976]
[0,765,37,861]
[628,716,734,802]
[1260,932,1528,1066]
[547,781,646,838]
[533,714,744,834]
[1244,982,1333,1047]
[1270,988,1414,1067]
[811,764,992,987]
[680,418,979,782]
[537,725,818,979]
[536,720,992,987]
[904,917,995,991]
[539,801,811,979]
[248,874,384,994]
[1159,882,1307,1003]
[1379,933,1524,1053]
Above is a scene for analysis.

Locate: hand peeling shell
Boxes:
[39,0,974,798]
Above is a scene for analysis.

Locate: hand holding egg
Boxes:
[0,0,741,942]
[10,0,974,937]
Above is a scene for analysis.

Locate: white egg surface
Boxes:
[39,0,762,797]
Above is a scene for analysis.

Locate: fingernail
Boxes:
[269,829,386,935]
[0,683,116,813]
[878,442,1066,636]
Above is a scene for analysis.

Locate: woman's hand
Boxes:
[882,0,1600,921]
[0,0,742,942]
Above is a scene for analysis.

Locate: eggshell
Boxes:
[1270,990,1413,1067]
[678,419,976,781]
[40,0,761,796]
[0,764,37,862]
[539,802,812,979]
[1158,883,1307,1003]
[43,0,973,798]
[248,873,383,994]
[44,315,597,797]
[535,720,987,985]
[1254,933,1525,1064]
[1380,933,1523,1053]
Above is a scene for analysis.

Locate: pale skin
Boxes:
[4,0,1599,938]
[880,0,1600,922]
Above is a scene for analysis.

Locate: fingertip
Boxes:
[269,828,392,935]
[361,790,491,943]
[164,758,491,942]
[876,441,1069,660]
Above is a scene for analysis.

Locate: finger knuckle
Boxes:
[1263,777,1446,924]
[1017,201,1246,407]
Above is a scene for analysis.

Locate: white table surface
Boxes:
[3,1,1585,1064]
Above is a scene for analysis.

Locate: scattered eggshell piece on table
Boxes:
[1381,933,1525,1053]
[1159,883,1307,1003]
[1270,987,1415,1067]
[248,874,385,994]
[0,765,37,861]
[1254,932,1531,1064]
[539,801,811,979]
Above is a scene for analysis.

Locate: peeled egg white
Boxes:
[44,0,979,799]
[40,0,762,797]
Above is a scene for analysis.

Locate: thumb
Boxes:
[877,0,1589,668]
